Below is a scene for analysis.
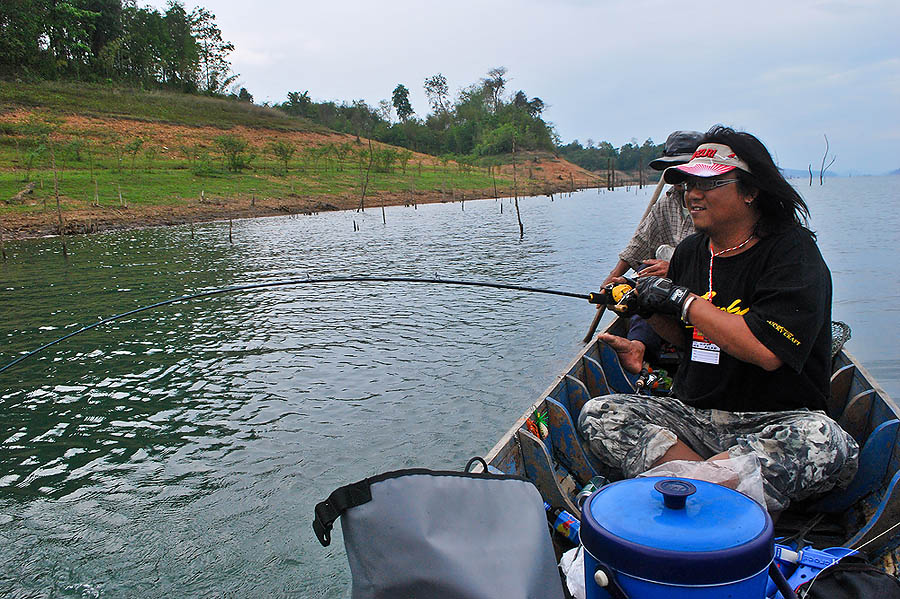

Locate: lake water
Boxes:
[1,176,898,598]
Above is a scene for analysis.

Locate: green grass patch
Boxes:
[0,151,516,217]
[0,81,325,132]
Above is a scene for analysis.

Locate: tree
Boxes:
[424,73,450,114]
[237,87,253,103]
[527,97,544,117]
[118,3,168,86]
[267,140,295,173]
[392,84,414,122]
[125,137,143,174]
[513,90,528,108]
[191,6,235,93]
[481,66,507,113]
[44,1,101,78]
[819,134,836,185]
[162,1,199,91]
[0,0,45,77]
[376,99,392,123]
[281,91,312,117]
[215,134,253,171]
[84,0,122,59]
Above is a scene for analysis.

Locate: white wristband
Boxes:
[681,295,698,324]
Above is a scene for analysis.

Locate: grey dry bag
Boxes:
[313,457,565,599]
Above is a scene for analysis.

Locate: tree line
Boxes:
[274,67,556,160]
[556,138,665,174]
[0,0,239,95]
[273,68,664,171]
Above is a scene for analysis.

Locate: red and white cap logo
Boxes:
[663,143,752,183]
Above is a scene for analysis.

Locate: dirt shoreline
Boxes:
[0,181,591,241]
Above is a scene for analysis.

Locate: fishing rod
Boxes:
[0,276,614,376]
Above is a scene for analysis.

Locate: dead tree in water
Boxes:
[358,139,374,212]
[819,134,836,185]
[512,138,524,239]
[49,145,67,257]
[491,165,499,201]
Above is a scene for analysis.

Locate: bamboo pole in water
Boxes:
[358,139,373,212]
[512,138,523,239]
[50,145,67,258]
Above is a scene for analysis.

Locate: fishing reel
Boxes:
[587,278,639,316]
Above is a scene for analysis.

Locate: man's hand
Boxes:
[589,278,642,317]
[633,276,692,318]
[637,259,670,278]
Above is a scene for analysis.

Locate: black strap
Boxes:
[313,458,510,547]
[465,456,489,472]
[769,562,799,599]
[312,479,373,546]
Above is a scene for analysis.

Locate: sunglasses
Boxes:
[680,178,739,192]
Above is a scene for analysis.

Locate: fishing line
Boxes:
[0,276,594,376]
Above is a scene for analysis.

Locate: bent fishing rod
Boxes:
[0,276,617,376]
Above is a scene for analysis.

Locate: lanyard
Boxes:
[708,234,755,295]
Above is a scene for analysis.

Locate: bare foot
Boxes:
[597,333,645,374]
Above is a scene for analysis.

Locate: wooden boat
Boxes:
[483,317,900,573]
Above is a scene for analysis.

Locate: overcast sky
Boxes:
[150,0,898,174]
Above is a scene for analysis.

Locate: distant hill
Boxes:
[0,81,597,240]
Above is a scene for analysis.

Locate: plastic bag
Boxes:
[637,454,766,507]
[559,545,586,599]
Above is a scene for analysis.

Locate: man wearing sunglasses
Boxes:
[579,126,858,513]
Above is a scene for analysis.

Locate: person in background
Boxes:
[599,130,702,373]
[579,126,858,513]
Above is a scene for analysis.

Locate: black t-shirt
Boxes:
[667,227,832,412]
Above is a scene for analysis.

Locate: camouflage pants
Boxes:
[577,394,859,511]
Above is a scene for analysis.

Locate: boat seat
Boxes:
[544,397,604,483]
[561,375,592,421]
[581,355,610,399]
[830,364,856,419]
[517,428,581,515]
[840,390,876,445]
[597,341,637,394]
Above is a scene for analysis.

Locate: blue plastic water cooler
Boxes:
[581,477,774,598]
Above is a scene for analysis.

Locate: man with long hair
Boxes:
[579,126,858,512]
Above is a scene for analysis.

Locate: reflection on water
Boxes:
[0,176,898,597]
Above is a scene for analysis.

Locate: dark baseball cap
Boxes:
[649,130,704,171]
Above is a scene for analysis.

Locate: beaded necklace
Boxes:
[708,233,756,295]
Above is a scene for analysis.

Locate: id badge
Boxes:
[691,327,720,365]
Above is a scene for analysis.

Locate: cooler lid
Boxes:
[581,477,773,585]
